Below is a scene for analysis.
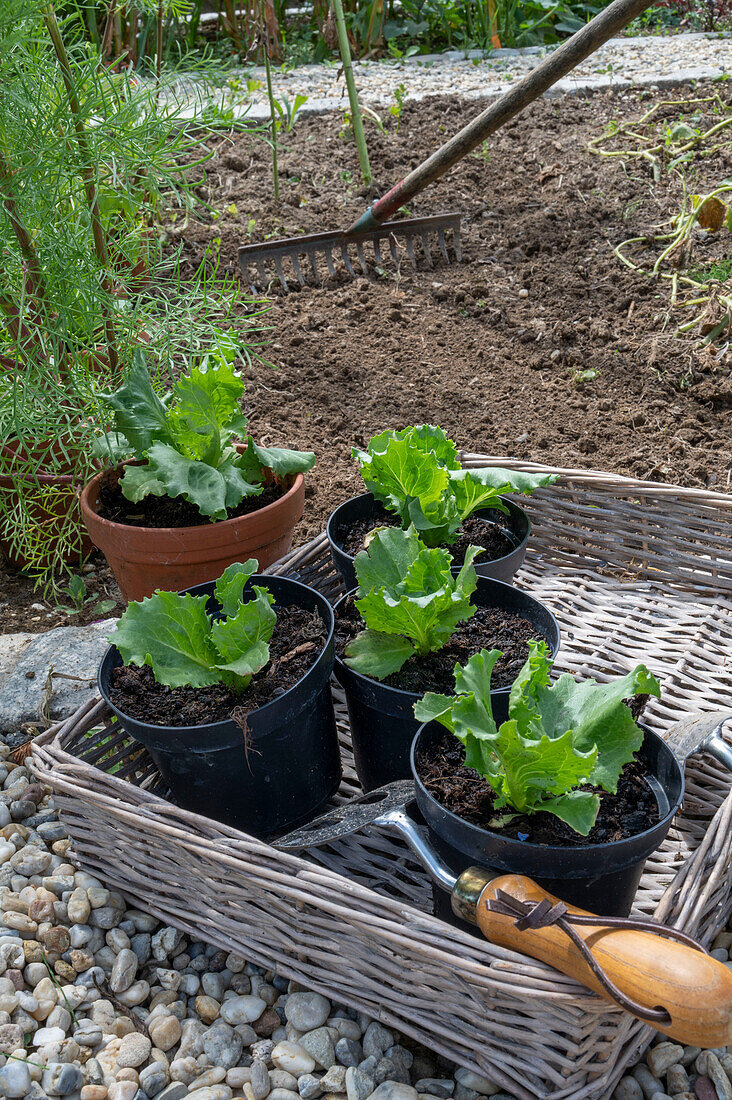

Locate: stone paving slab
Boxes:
[0,620,115,741]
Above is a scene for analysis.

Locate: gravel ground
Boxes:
[0,742,731,1100]
[178,31,732,120]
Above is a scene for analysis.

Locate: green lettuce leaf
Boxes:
[352,426,554,546]
[111,591,222,689]
[246,439,316,478]
[110,565,278,693]
[344,528,479,678]
[99,360,170,454]
[413,643,660,835]
[210,586,276,684]
[214,560,260,617]
[343,630,416,679]
[98,355,314,519]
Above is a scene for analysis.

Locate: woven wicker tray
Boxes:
[31,459,732,1100]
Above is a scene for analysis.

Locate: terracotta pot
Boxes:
[0,441,92,569]
[80,456,306,601]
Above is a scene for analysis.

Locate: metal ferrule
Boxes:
[452,866,496,924]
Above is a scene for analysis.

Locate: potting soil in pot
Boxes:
[335,594,549,694]
[96,466,285,528]
[417,729,660,846]
[337,500,517,567]
[108,605,326,725]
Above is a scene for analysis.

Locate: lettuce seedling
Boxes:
[415,641,661,836]
[353,424,557,547]
[110,560,276,693]
[344,527,481,680]
[97,349,315,521]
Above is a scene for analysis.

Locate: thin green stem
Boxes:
[42,2,120,375]
[262,35,279,202]
[332,0,371,185]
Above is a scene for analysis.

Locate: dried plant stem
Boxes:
[42,3,120,375]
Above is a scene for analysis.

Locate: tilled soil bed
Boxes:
[175,80,732,549]
[3,80,732,631]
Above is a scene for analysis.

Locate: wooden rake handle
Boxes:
[474,874,732,1048]
[349,0,660,232]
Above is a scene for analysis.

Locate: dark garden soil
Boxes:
[95,467,284,528]
[173,80,732,552]
[417,729,659,845]
[337,502,516,566]
[336,594,548,693]
[108,604,326,725]
[3,80,732,633]
[0,551,125,635]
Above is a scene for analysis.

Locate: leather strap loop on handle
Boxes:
[487,889,709,1023]
[477,874,732,1047]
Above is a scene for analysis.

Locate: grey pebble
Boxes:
[336,1039,363,1067]
[298,1074,324,1099]
[631,1064,666,1098]
[414,1082,454,1098]
[346,1067,376,1100]
[612,1082,643,1100]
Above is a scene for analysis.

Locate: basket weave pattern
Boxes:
[31,461,732,1100]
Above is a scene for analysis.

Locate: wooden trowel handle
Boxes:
[476,874,732,1047]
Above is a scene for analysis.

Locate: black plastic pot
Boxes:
[327,492,530,593]
[412,721,684,920]
[98,575,341,839]
[334,576,560,792]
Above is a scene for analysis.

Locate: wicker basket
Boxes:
[31,459,732,1100]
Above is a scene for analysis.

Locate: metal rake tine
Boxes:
[291,252,306,287]
[324,245,337,278]
[404,234,418,270]
[453,222,462,262]
[420,231,433,268]
[355,240,369,276]
[307,246,320,285]
[373,238,384,267]
[273,255,289,292]
[340,242,356,278]
[436,227,450,263]
[389,234,399,268]
[256,259,268,289]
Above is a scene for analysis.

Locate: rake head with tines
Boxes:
[238,212,462,293]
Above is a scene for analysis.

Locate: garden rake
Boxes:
[239,0,658,292]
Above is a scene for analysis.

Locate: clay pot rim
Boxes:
[81,461,305,538]
[1,442,80,487]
